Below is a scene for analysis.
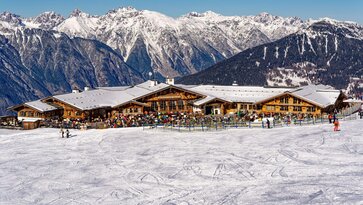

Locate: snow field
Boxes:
[0,120,362,204]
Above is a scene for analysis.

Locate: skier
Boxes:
[60,127,64,138]
[66,129,70,138]
[333,119,340,131]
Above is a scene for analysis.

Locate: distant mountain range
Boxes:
[1,7,362,115]
[1,8,306,79]
[178,19,363,91]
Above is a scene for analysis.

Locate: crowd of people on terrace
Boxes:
[34,111,325,129]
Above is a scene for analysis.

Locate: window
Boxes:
[256,105,262,110]
[151,102,158,111]
[177,100,184,110]
[75,111,81,116]
[280,106,289,111]
[307,107,316,112]
[160,101,166,111]
[67,111,72,116]
[20,111,25,117]
[293,97,301,104]
[293,106,302,112]
[280,97,289,104]
[129,108,133,113]
[266,105,275,111]
[169,101,176,111]
[28,112,34,117]
[133,107,139,113]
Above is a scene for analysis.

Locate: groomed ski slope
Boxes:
[0,120,362,204]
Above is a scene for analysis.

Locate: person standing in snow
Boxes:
[60,127,64,138]
[66,129,70,138]
[266,118,271,129]
[333,119,340,131]
[328,114,333,124]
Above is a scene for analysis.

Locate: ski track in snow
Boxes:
[0,120,363,204]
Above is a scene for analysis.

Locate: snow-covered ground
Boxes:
[0,120,362,204]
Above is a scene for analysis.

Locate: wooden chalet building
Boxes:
[254,85,345,117]
[8,100,61,129]
[8,80,343,129]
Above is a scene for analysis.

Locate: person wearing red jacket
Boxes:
[333,119,340,131]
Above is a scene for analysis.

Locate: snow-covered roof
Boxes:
[343,99,363,103]
[52,81,171,110]
[193,96,220,106]
[9,82,342,113]
[96,86,131,91]
[21,118,42,122]
[187,85,290,103]
[289,84,341,107]
[8,99,59,112]
[53,89,135,110]
[24,100,59,112]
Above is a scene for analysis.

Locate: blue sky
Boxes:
[1,0,362,24]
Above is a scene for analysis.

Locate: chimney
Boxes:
[84,86,90,91]
[166,77,174,85]
[232,81,238,86]
[150,80,158,86]
[72,87,80,93]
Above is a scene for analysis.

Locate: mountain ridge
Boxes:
[178,20,363,91]
[1,8,309,79]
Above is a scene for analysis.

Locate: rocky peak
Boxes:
[110,6,138,14]
[183,12,203,18]
[0,12,23,26]
[32,11,65,30]
[182,11,221,19]
[69,9,91,18]
[254,12,277,22]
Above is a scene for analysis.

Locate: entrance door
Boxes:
[213,108,220,115]
[205,106,213,115]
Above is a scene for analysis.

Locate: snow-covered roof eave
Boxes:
[193,96,231,106]
[24,104,57,113]
[254,91,327,108]
[112,100,150,109]
[52,96,85,111]
[7,100,59,113]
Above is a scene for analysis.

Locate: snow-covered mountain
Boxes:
[24,11,65,30]
[4,7,307,79]
[178,19,363,91]
[0,11,144,115]
[1,7,362,115]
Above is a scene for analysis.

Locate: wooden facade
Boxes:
[23,121,40,130]
[255,93,322,116]
[112,102,149,116]
[136,87,203,113]
[14,105,60,120]
[196,99,230,115]
[43,98,84,120]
